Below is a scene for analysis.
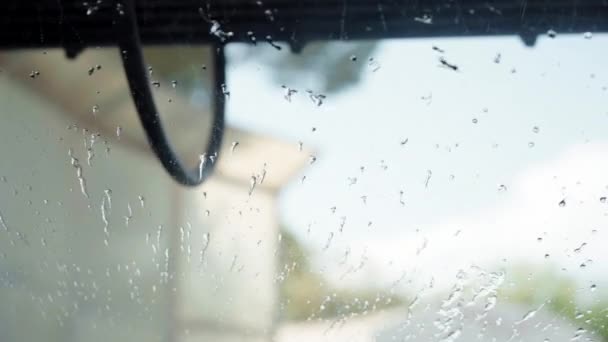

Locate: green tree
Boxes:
[277,228,402,321]
[144,41,377,96]
[501,266,608,341]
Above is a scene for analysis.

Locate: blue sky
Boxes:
[224,34,608,293]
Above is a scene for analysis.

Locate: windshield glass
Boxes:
[0,5,607,342]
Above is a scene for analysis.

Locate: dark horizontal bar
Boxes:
[0,0,607,50]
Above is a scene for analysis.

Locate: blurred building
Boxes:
[0,48,307,342]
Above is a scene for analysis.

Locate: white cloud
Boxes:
[346,143,608,293]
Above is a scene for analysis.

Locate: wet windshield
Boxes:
[0,2,607,342]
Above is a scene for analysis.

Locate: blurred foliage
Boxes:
[256,41,378,94]
[144,46,214,95]
[500,266,608,341]
[278,228,403,321]
[143,41,377,96]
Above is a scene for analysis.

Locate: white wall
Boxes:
[0,67,278,341]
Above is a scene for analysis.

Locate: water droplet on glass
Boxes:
[472,118,478,124]
[532,126,540,133]
[282,85,298,102]
[68,149,89,198]
[323,232,334,250]
[248,175,257,196]
[88,64,101,76]
[515,305,543,325]
[125,202,132,227]
[432,45,445,53]
[559,199,566,207]
[380,160,388,171]
[265,35,282,50]
[547,29,557,38]
[101,200,109,229]
[424,170,433,188]
[116,126,122,138]
[583,32,593,39]
[230,141,239,153]
[210,20,234,42]
[439,56,459,71]
[590,284,597,291]
[115,3,124,15]
[198,153,209,180]
[574,242,587,253]
[309,155,317,164]
[368,57,381,72]
[600,196,606,203]
[221,83,230,97]
[138,195,145,208]
[350,55,357,62]
[493,53,501,64]
[151,81,160,88]
[571,327,586,340]
[339,217,346,232]
[200,232,210,266]
[264,9,275,21]
[85,1,101,16]
[104,189,112,209]
[484,295,498,312]
[414,14,433,24]
[0,210,9,232]
[528,141,535,148]
[440,328,462,342]
[497,184,507,192]
[246,31,257,44]
[306,90,326,106]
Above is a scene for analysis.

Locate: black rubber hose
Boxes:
[115,0,225,186]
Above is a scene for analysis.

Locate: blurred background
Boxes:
[0,31,607,342]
